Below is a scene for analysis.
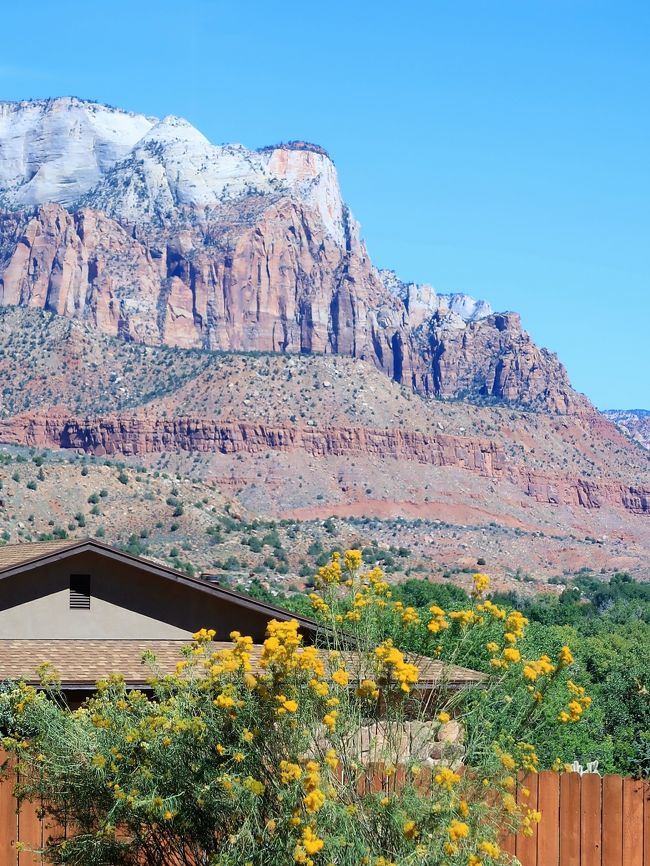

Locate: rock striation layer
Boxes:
[0,97,590,414]
[1,411,647,514]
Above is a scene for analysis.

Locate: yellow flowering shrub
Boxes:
[0,554,588,866]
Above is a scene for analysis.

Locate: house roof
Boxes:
[0,537,320,636]
[0,538,78,569]
[0,639,484,691]
[0,539,484,692]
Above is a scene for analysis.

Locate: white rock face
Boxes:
[0,97,155,207]
[83,116,281,222]
[260,146,347,246]
[0,98,493,316]
[0,98,348,242]
[380,269,492,326]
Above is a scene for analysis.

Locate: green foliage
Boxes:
[362,572,650,777]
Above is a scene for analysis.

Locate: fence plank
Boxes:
[516,773,539,866]
[0,751,17,866]
[623,778,644,866]
[602,775,623,866]
[17,798,42,866]
[501,829,517,858]
[644,782,650,866]
[643,782,650,866]
[580,773,602,866]
[538,771,561,866]
[560,773,581,866]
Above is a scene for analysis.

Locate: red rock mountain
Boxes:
[0,97,588,414]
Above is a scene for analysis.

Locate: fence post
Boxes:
[0,750,17,866]
[580,772,602,866]
[602,775,623,866]
[622,778,644,866]
[537,770,560,866]
[516,772,539,866]
[560,772,581,866]
[643,782,650,866]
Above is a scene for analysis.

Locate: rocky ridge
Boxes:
[0,97,589,413]
[0,411,647,515]
[603,410,650,450]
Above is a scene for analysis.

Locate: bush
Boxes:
[0,556,587,866]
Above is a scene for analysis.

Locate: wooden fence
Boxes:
[0,754,649,865]
[502,771,650,866]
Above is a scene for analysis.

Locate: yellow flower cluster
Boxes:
[261,619,302,669]
[280,760,302,784]
[558,645,575,666]
[478,840,500,857]
[559,680,591,722]
[309,593,330,616]
[394,601,421,626]
[505,610,528,641]
[449,609,477,626]
[448,819,470,840]
[293,825,325,864]
[275,694,299,715]
[521,808,542,837]
[477,599,506,620]
[302,760,325,814]
[472,572,490,597]
[243,776,265,796]
[374,640,419,693]
[344,549,363,572]
[192,628,216,642]
[523,655,555,681]
[434,765,461,791]
[403,819,418,839]
[356,679,380,700]
[427,604,449,634]
[315,551,343,586]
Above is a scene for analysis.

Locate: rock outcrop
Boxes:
[0,97,592,414]
[1,411,647,514]
[603,410,650,450]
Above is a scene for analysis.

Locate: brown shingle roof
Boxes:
[0,640,483,690]
[0,539,81,570]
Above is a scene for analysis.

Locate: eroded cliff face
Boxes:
[1,411,647,514]
[0,200,590,414]
[0,97,592,414]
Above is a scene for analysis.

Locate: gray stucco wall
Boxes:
[0,552,274,640]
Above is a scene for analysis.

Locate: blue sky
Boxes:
[2,0,648,409]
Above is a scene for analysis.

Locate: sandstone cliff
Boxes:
[0,97,591,414]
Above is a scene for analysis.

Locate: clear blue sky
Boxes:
[2,0,648,409]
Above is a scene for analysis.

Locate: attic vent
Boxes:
[69,574,91,610]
